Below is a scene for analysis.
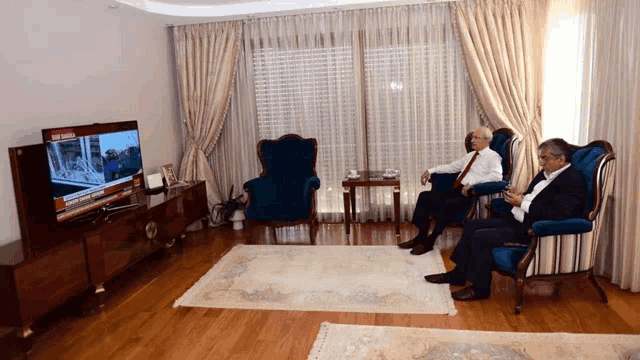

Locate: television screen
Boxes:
[42,121,145,222]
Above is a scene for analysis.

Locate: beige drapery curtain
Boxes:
[451,0,551,189]
[209,32,261,219]
[580,0,640,292]
[173,22,242,211]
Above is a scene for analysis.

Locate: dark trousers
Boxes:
[411,188,474,245]
[449,216,530,297]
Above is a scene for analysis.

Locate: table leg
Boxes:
[95,283,106,308]
[393,185,401,242]
[350,186,356,220]
[17,324,33,355]
[343,187,351,235]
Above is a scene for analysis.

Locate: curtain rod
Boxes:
[164,0,460,28]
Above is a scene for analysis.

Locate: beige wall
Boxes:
[0,1,182,247]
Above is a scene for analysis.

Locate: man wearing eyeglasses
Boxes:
[424,138,587,301]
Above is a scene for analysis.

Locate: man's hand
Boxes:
[504,191,524,207]
[461,184,472,197]
[505,184,523,196]
[420,169,430,186]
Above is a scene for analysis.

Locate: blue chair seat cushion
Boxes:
[492,218,593,275]
[244,175,320,222]
[246,201,311,221]
[492,246,528,275]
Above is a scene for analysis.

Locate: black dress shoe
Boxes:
[424,271,465,285]
[397,238,420,249]
[410,243,434,255]
[424,273,447,284]
[451,286,490,301]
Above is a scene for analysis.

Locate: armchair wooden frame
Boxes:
[244,134,320,244]
[493,140,616,314]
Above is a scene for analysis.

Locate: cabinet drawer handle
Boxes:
[145,221,158,240]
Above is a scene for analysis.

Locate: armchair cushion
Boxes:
[571,146,606,213]
[490,131,512,177]
[492,247,528,275]
[531,218,593,237]
[244,175,320,221]
[260,137,316,178]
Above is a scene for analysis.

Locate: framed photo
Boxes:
[161,164,179,187]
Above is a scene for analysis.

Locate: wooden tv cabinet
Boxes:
[2,144,208,353]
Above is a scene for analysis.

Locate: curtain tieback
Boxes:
[520,110,542,141]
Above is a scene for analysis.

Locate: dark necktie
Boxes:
[452,151,480,189]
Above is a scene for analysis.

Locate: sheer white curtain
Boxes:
[541,0,586,144]
[579,0,640,292]
[245,13,361,223]
[243,3,478,230]
[209,35,261,216]
[360,3,477,224]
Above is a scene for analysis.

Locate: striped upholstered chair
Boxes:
[490,140,616,314]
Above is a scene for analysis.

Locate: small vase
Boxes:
[230,209,246,230]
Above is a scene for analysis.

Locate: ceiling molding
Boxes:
[114,0,456,25]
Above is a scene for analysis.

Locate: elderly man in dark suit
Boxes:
[425,138,587,301]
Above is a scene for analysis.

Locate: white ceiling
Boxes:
[112,0,450,25]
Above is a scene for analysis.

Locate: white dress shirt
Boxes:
[428,147,503,186]
[511,163,571,223]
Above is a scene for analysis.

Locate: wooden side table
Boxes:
[342,170,401,241]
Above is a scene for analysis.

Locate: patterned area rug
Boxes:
[174,245,457,315]
[308,322,640,360]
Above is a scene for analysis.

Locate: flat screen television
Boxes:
[41,120,145,222]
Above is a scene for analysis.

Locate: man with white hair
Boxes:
[398,126,503,255]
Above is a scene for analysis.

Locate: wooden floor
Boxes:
[3,222,640,359]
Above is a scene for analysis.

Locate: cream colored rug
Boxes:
[174,245,457,315]
[308,322,640,360]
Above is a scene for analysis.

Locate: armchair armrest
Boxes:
[470,180,509,196]
[243,177,277,205]
[530,218,593,237]
[302,175,321,207]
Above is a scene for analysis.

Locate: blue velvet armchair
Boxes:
[490,140,616,314]
[243,134,321,243]
[429,127,518,223]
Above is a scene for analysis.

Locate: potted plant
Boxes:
[212,185,247,229]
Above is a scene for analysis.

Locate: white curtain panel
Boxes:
[360,4,477,223]
[244,12,361,223]
[243,3,478,225]
[580,0,640,292]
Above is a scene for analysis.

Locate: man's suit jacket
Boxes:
[521,165,587,229]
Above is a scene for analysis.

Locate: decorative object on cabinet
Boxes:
[161,163,178,186]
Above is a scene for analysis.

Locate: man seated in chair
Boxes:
[398,126,503,255]
[425,138,587,301]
